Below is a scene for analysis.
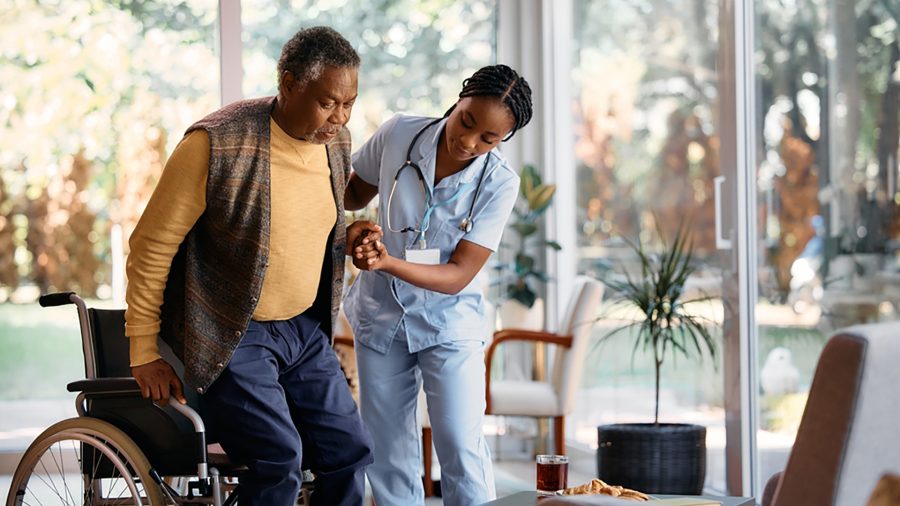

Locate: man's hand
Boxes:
[346,220,382,253]
[132,358,186,406]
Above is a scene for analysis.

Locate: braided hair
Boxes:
[444,64,534,141]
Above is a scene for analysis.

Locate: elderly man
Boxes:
[124,27,375,506]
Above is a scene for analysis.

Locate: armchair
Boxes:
[485,276,604,455]
[763,320,900,506]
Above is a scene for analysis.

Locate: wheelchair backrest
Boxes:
[87,308,192,401]
[87,308,132,378]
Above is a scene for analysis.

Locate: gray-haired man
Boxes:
[125,27,375,505]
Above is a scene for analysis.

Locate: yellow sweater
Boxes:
[125,118,335,366]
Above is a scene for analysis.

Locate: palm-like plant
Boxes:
[603,220,718,424]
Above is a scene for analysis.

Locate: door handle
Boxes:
[714,175,732,250]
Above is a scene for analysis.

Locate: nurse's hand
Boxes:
[353,237,389,271]
[346,220,382,254]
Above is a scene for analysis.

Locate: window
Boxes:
[570,0,728,492]
[240,0,496,141]
[753,0,900,486]
[0,0,219,455]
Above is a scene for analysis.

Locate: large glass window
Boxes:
[0,0,219,455]
[1,0,497,465]
[753,0,899,486]
[570,0,729,492]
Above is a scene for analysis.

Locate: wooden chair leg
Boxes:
[554,416,565,455]
[494,415,503,461]
[422,426,434,497]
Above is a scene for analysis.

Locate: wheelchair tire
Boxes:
[6,417,166,506]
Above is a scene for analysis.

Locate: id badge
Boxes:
[405,248,441,265]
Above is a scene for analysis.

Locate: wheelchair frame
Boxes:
[5,292,312,506]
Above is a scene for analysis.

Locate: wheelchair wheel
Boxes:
[6,417,166,506]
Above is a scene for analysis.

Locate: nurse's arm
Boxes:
[344,172,379,211]
[367,239,492,295]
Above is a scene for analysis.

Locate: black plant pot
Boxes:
[596,423,706,495]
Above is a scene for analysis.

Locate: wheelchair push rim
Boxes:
[6,417,165,506]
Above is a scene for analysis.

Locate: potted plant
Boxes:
[493,164,560,329]
[595,219,718,495]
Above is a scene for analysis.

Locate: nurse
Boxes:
[342,64,533,506]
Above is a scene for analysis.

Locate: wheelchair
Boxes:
[5,292,314,506]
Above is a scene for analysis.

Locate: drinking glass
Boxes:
[536,454,568,496]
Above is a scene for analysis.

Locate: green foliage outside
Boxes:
[761,392,810,434]
[572,0,723,249]
[241,0,496,139]
[572,0,898,288]
[0,303,82,400]
[0,0,495,298]
[1,0,219,297]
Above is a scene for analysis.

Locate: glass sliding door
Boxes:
[753,0,900,489]
[569,0,734,493]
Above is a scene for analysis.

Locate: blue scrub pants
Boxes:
[356,334,496,506]
[202,313,373,506]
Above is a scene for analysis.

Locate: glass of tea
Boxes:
[536,454,568,496]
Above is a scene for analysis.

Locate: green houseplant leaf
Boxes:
[496,165,559,309]
[602,218,719,424]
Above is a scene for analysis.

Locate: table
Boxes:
[481,491,755,506]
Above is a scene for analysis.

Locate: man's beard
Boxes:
[301,125,341,144]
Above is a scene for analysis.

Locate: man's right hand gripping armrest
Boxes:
[129,334,186,406]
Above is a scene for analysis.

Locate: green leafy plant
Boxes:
[494,164,560,308]
[603,220,718,423]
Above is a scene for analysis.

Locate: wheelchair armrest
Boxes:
[67,377,142,395]
[66,378,205,434]
[68,377,211,478]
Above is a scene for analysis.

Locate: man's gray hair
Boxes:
[277,26,360,90]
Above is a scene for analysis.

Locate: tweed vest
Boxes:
[159,96,350,392]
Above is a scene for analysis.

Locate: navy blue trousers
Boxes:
[202,313,373,506]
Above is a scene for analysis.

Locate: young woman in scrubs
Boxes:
[343,64,533,506]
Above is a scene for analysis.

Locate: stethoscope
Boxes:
[386,117,491,249]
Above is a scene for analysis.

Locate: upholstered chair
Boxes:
[484,276,605,455]
[763,321,900,506]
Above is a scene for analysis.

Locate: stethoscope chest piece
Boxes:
[388,117,490,242]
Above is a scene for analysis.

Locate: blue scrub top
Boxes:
[343,114,519,353]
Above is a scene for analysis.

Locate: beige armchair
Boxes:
[485,276,604,455]
[763,320,900,506]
